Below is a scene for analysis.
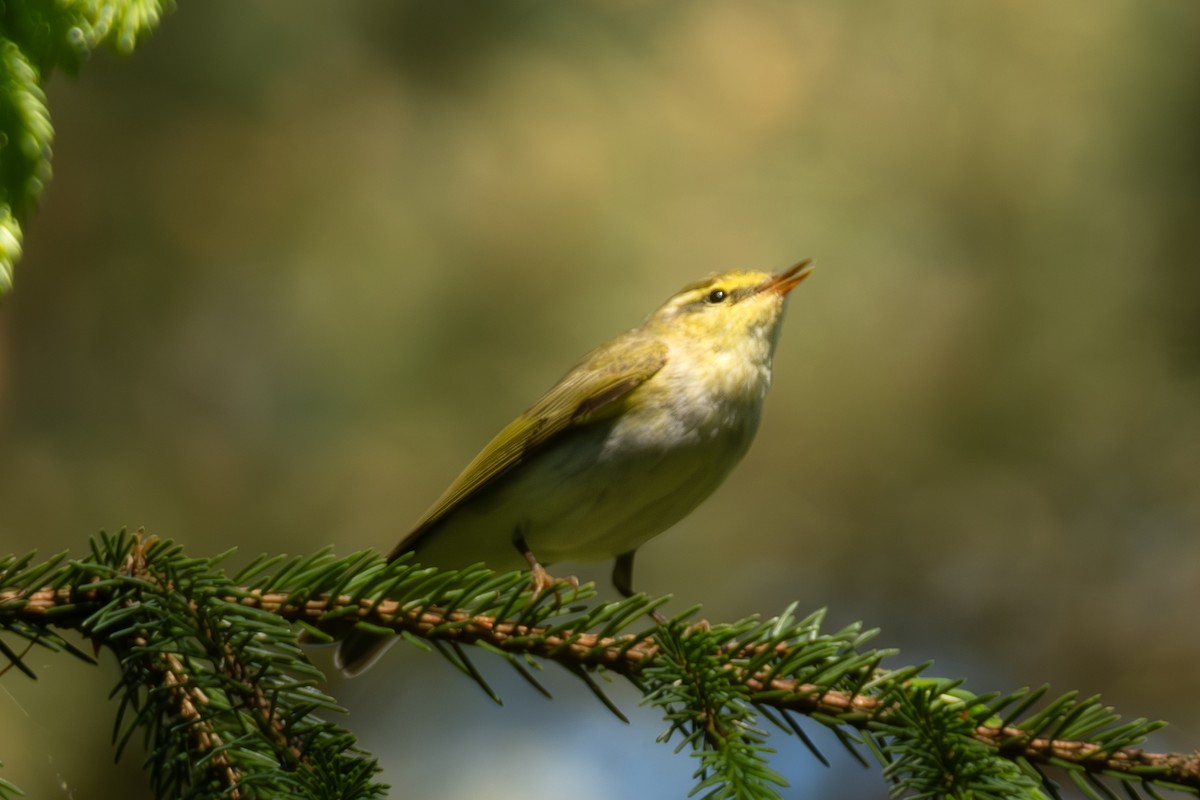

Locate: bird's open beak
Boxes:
[762,259,814,296]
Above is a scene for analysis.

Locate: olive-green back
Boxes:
[387,335,668,560]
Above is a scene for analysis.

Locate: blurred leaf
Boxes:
[0,38,52,220]
[0,0,170,295]
[0,206,20,293]
[0,37,51,296]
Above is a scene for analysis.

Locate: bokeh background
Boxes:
[2,1,1198,798]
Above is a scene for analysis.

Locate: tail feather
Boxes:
[335,630,396,677]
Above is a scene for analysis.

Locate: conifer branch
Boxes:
[2,534,388,799]
[1,535,1196,799]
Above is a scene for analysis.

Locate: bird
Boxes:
[336,260,813,675]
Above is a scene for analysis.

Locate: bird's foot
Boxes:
[514,528,578,599]
[528,562,579,599]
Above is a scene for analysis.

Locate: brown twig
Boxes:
[109,535,247,799]
[3,583,1199,791]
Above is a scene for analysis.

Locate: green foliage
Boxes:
[1,532,386,799]
[0,534,1193,799]
[637,607,888,799]
[874,681,1049,800]
[0,39,45,293]
[646,621,790,800]
[0,0,171,295]
[0,772,20,800]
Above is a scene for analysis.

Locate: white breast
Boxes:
[411,323,781,570]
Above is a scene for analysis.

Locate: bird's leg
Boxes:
[612,550,665,623]
[512,527,577,598]
[611,551,637,598]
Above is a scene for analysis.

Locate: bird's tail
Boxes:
[335,629,397,677]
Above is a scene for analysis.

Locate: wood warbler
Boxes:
[336,260,813,675]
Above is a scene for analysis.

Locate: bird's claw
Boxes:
[528,563,579,599]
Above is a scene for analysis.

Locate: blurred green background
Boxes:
[2,1,1198,798]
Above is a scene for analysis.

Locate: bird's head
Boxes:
[646,259,814,350]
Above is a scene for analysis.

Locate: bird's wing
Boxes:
[388,335,668,560]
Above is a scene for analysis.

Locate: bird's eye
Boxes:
[705,289,728,304]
